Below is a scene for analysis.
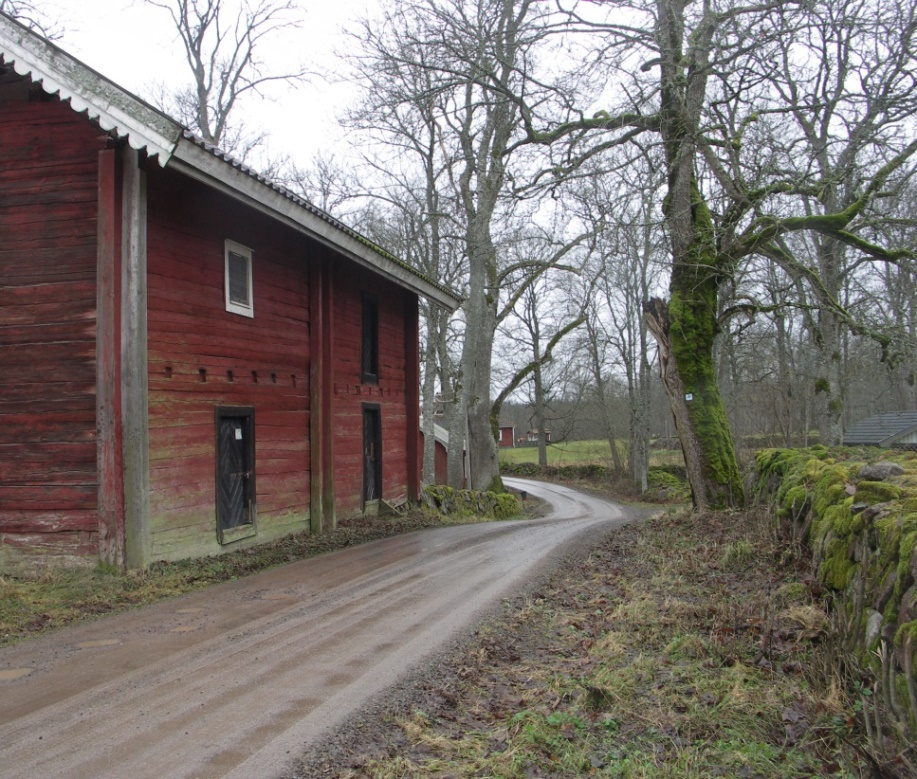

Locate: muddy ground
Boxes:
[289,487,884,779]
[289,508,641,778]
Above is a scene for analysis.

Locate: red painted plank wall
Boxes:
[331,266,411,516]
[0,83,104,572]
[145,167,312,560]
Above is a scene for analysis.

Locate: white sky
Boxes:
[40,0,376,168]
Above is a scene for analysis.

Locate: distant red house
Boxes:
[0,15,459,572]
[419,422,451,485]
[497,425,516,448]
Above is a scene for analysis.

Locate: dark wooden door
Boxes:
[217,411,253,531]
[363,407,381,504]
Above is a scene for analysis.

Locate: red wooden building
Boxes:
[0,15,459,572]
[419,422,452,485]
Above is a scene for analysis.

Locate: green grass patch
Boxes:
[499,439,685,469]
[333,506,867,778]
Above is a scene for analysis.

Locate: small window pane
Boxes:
[225,240,253,317]
[228,251,250,306]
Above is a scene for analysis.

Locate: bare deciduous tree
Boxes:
[514,0,917,508]
[0,0,60,38]
[349,0,573,491]
[145,0,307,158]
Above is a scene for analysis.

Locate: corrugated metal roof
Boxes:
[843,411,917,446]
[180,132,458,303]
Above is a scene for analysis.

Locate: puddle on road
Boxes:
[0,668,34,682]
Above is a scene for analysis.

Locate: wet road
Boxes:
[0,479,629,779]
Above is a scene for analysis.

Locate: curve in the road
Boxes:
[0,479,631,779]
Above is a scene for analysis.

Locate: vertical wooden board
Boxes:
[96,148,125,567]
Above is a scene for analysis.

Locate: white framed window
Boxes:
[224,240,254,317]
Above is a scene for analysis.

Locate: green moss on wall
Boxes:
[422,485,522,520]
[753,445,917,741]
[856,480,904,505]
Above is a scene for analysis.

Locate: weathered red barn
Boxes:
[0,15,459,573]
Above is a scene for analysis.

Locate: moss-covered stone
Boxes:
[774,581,807,608]
[780,484,810,521]
[895,619,917,645]
[822,500,855,537]
[855,480,904,505]
[646,469,691,501]
[421,485,521,520]
[752,444,917,742]
[819,534,857,591]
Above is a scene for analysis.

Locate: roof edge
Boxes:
[0,12,181,163]
[0,12,461,309]
[171,138,462,310]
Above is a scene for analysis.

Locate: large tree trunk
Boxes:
[652,0,744,509]
[645,292,743,510]
[585,318,626,475]
[459,279,501,491]
[811,307,846,445]
[533,362,548,468]
[629,325,651,493]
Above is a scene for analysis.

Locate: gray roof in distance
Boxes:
[843,411,917,446]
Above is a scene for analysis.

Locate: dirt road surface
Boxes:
[0,479,630,779]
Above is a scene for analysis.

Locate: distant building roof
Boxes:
[843,411,917,447]
[420,419,450,446]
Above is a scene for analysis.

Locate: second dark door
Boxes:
[363,406,381,505]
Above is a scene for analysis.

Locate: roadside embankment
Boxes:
[754,446,917,755]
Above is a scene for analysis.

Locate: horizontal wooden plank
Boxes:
[1,532,99,561]
[0,343,95,372]
[0,484,97,510]
[0,384,95,407]
[0,457,96,484]
[0,321,96,348]
[0,510,98,533]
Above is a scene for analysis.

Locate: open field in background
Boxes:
[499,440,686,469]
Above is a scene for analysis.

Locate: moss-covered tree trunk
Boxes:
[648,0,744,509]
[644,290,743,510]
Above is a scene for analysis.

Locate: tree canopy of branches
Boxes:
[347,0,597,490]
[145,0,306,159]
[512,0,917,509]
[0,0,60,38]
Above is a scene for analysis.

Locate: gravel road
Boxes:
[0,479,629,779]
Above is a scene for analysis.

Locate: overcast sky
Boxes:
[39,0,375,167]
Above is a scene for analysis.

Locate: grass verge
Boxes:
[0,504,540,648]
[312,505,871,778]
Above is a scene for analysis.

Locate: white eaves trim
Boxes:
[170,138,461,310]
[0,14,181,163]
